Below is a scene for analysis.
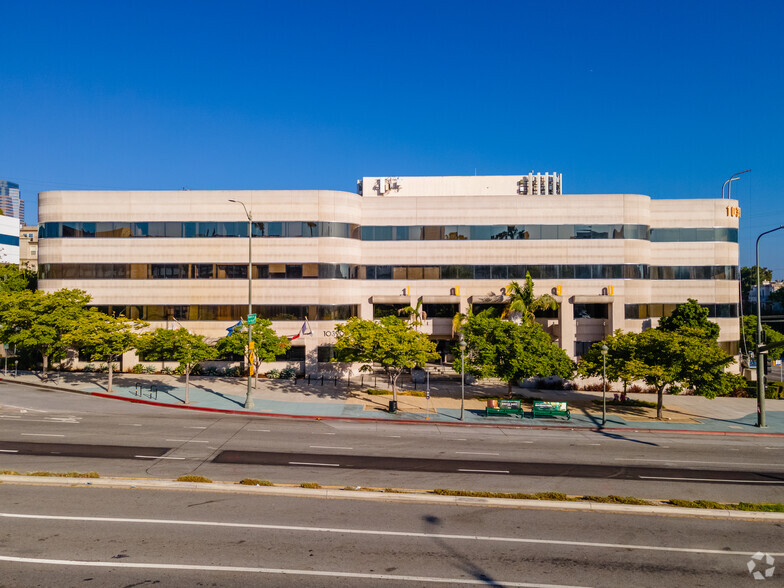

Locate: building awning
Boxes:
[421,295,461,304]
[571,295,614,304]
[370,295,410,305]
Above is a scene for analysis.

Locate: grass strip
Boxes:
[239,478,274,486]
[176,475,212,483]
[300,482,321,489]
[29,471,100,478]
[669,499,784,512]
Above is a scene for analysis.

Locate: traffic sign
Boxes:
[247,314,257,324]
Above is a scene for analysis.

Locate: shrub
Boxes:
[176,475,212,483]
[280,367,297,380]
[131,364,145,374]
[239,478,274,486]
[190,364,204,376]
[160,367,174,375]
[627,384,645,394]
[173,365,186,375]
[224,366,242,377]
[266,369,280,379]
[143,365,157,374]
[366,388,392,395]
[82,364,96,373]
[205,366,221,376]
[300,482,321,489]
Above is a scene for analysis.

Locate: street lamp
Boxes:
[722,169,750,199]
[229,199,254,410]
[458,335,467,421]
[601,344,609,426]
[755,225,784,427]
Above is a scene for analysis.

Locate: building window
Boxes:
[574,304,609,319]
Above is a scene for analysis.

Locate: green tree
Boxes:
[502,272,558,323]
[577,330,641,393]
[0,289,91,374]
[216,318,291,386]
[658,298,719,340]
[137,328,217,403]
[457,310,573,394]
[633,328,684,419]
[66,309,148,392]
[332,316,439,404]
[741,266,772,303]
[741,315,784,360]
[397,299,427,326]
[0,265,37,292]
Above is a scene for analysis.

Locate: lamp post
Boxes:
[458,335,467,421]
[755,225,784,427]
[722,169,750,199]
[601,344,609,426]
[229,199,254,410]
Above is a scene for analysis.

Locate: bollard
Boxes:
[321,374,324,386]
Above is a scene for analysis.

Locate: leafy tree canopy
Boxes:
[332,315,439,401]
[0,288,91,373]
[458,310,573,394]
[658,298,719,340]
[577,330,641,392]
[0,265,37,292]
[741,315,784,359]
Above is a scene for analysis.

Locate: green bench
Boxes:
[486,398,525,417]
[531,400,570,420]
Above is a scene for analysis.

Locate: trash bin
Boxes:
[388,400,398,413]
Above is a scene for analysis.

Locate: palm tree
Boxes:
[502,272,557,324]
[398,299,427,327]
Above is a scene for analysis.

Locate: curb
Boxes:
[2,475,783,522]
[4,378,784,437]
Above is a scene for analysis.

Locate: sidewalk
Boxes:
[4,371,784,435]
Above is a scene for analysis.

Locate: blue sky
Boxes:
[2,1,783,275]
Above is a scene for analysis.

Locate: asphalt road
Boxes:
[2,382,784,503]
[0,483,781,587]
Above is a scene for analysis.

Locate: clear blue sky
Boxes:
[2,1,783,275]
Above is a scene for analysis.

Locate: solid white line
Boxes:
[0,555,581,587]
[309,446,353,450]
[0,415,22,419]
[1,512,776,557]
[455,451,500,456]
[450,438,467,441]
[0,449,19,453]
[134,456,186,460]
[616,458,783,467]
[385,435,401,438]
[288,461,340,467]
[458,469,509,474]
[186,426,208,430]
[20,433,64,437]
[638,476,784,484]
[119,424,143,427]
[586,443,601,446]
[247,429,270,432]
[166,439,209,443]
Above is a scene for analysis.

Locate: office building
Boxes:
[0,180,25,224]
[38,174,740,373]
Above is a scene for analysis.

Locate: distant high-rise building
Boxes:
[0,180,25,223]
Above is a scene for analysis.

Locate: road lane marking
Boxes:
[20,433,65,437]
[455,451,500,456]
[288,461,340,467]
[247,429,270,432]
[458,469,509,474]
[616,458,784,467]
[385,435,401,438]
[586,443,601,446]
[309,446,353,450]
[0,449,19,453]
[0,416,22,419]
[134,456,186,460]
[2,512,778,557]
[119,424,143,427]
[639,476,784,484]
[186,426,208,430]
[0,555,582,587]
[166,439,209,443]
[450,438,468,441]
[319,432,336,435]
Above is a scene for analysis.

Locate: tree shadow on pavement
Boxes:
[577,407,660,446]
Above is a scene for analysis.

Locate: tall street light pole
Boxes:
[601,344,608,426]
[458,335,467,421]
[722,169,750,199]
[229,199,254,410]
[755,225,784,427]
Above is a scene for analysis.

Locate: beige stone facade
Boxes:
[38,175,740,373]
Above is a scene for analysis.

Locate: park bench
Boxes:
[485,398,525,418]
[531,400,570,420]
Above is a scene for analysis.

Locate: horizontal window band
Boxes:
[625,303,739,319]
[40,263,739,281]
[39,222,738,243]
[88,304,359,322]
